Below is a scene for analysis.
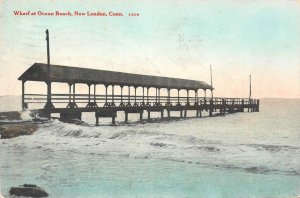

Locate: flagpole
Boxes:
[249,74,252,99]
[210,65,213,98]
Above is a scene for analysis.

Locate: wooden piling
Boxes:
[140,112,143,121]
[209,99,213,117]
[241,99,244,112]
[125,112,128,123]
[96,116,99,126]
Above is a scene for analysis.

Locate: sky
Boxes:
[0,0,300,98]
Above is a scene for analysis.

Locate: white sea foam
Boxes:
[1,99,299,197]
[20,110,33,121]
[4,106,299,176]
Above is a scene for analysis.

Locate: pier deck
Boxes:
[25,93,259,124]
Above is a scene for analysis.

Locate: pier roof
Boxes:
[18,63,213,90]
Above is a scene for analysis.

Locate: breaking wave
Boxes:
[3,117,297,177]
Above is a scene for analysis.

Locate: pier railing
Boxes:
[24,93,258,108]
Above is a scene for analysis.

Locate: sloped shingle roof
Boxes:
[18,63,213,90]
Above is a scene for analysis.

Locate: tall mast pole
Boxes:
[210,65,213,98]
[249,74,252,99]
[45,29,53,109]
[46,29,50,74]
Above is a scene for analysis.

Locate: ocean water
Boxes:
[0,98,299,198]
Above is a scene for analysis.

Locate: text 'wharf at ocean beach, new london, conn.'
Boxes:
[13,11,124,16]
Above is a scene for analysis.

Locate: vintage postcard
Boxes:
[0,0,299,197]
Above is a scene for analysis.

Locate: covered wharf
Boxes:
[18,63,259,125]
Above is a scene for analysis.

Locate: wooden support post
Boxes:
[209,99,213,116]
[199,109,202,118]
[255,99,257,112]
[167,110,170,118]
[167,89,171,106]
[148,111,151,120]
[88,84,91,103]
[121,86,123,103]
[134,87,137,103]
[112,85,114,105]
[94,84,96,103]
[222,99,225,114]
[96,116,99,126]
[69,83,72,103]
[222,98,226,115]
[187,90,189,106]
[86,84,93,108]
[241,99,244,112]
[66,83,77,109]
[147,87,149,105]
[142,87,145,104]
[22,80,26,110]
[158,88,161,104]
[140,112,143,121]
[194,90,197,106]
[128,86,131,104]
[119,85,124,107]
[155,88,158,104]
[105,85,108,105]
[177,89,180,105]
[161,110,164,119]
[44,81,54,110]
[167,89,170,104]
[73,83,76,103]
[112,116,115,125]
[248,99,251,112]
[180,110,183,118]
[48,82,52,101]
[184,109,187,118]
[134,87,138,106]
[257,99,260,112]
[125,112,128,123]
